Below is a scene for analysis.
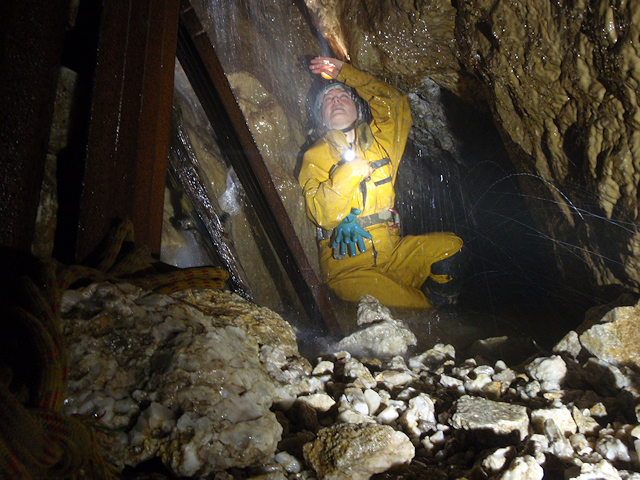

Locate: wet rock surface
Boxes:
[305,0,640,303]
[303,423,415,480]
[455,0,640,292]
[62,287,640,479]
[61,283,308,477]
[334,295,417,358]
[304,0,483,104]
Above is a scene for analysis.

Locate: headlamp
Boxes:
[342,149,356,162]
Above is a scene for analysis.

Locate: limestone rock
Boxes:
[456,0,640,292]
[336,296,417,358]
[530,406,577,437]
[342,357,377,389]
[450,395,529,441]
[553,331,582,359]
[398,393,436,439]
[500,455,543,480]
[61,283,294,476]
[409,343,455,370]
[297,393,336,413]
[579,302,640,370]
[481,446,516,474]
[302,423,415,480]
[355,294,395,326]
[525,355,567,392]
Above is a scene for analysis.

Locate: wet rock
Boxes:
[579,302,640,370]
[450,395,529,442]
[342,357,377,389]
[302,423,415,480]
[335,296,417,358]
[398,393,436,439]
[525,355,567,392]
[408,343,455,371]
[531,406,577,437]
[61,284,304,476]
[456,0,640,291]
[481,446,516,474]
[573,460,624,480]
[62,289,640,480]
[500,455,543,480]
[296,393,336,413]
[303,0,481,103]
[553,331,583,359]
[572,406,601,436]
[355,294,395,325]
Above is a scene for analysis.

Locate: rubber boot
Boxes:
[421,246,470,307]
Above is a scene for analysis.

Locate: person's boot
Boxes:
[421,246,470,307]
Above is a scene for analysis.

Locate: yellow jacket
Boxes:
[298,63,412,230]
[298,64,464,308]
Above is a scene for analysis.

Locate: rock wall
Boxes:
[456,0,640,293]
[304,0,640,295]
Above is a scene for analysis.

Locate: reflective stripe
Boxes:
[370,157,390,170]
[374,177,392,186]
[357,210,395,228]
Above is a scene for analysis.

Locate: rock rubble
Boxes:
[61,285,640,479]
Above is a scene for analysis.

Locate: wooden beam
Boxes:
[178,1,341,335]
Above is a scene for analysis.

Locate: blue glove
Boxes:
[332,208,373,257]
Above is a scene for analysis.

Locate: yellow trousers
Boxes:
[319,225,464,308]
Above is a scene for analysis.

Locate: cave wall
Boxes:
[305,0,640,295]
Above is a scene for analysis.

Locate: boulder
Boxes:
[302,423,415,480]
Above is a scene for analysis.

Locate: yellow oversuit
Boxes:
[298,64,463,308]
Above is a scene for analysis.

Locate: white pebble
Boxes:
[274,451,302,473]
[570,433,593,456]
[363,388,381,416]
[596,435,631,462]
[377,405,399,424]
[526,356,567,392]
[312,360,334,376]
[464,373,492,394]
[482,446,514,474]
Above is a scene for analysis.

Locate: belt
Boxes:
[316,209,399,241]
[357,210,396,228]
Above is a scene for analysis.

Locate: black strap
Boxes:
[370,157,390,170]
[360,180,367,208]
[374,177,392,186]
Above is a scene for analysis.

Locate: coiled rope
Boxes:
[0,219,228,479]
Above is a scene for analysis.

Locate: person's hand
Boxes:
[332,208,372,257]
[309,57,344,80]
[349,157,373,178]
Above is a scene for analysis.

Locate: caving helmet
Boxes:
[312,82,369,131]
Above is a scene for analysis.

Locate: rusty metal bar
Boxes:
[0,0,70,251]
[70,0,179,262]
[177,1,341,336]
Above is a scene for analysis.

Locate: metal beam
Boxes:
[0,0,70,251]
[69,0,179,262]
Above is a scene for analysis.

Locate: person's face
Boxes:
[321,87,358,131]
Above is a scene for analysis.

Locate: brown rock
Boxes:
[579,302,640,369]
[303,422,415,479]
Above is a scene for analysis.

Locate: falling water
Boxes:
[162,0,625,354]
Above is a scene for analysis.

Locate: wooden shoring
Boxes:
[177,1,341,336]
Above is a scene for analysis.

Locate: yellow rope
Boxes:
[0,219,229,479]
